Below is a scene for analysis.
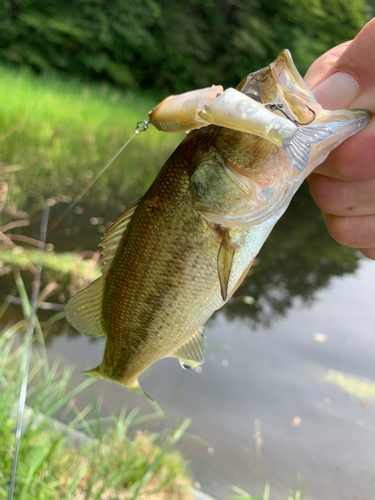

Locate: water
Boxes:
[2,183,375,499]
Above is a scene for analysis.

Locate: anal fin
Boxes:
[217,230,236,301]
[282,124,335,172]
[168,327,206,369]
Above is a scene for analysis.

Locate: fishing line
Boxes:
[9,201,50,500]
[52,120,149,229]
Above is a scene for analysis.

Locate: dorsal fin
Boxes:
[65,276,106,337]
[65,200,140,337]
[100,199,140,274]
[167,327,206,369]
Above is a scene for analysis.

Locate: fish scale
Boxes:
[101,132,222,383]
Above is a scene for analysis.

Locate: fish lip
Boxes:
[269,49,322,123]
[270,50,307,94]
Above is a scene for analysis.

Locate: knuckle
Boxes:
[325,214,375,248]
[325,214,355,247]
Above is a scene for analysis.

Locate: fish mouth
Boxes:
[269,49,322,123]
[237,49,322,124]
[270,50,313,101]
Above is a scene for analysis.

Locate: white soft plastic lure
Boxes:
[149,49,366,173]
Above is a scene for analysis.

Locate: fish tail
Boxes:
[82,367,153,400]
[82,366,104,380]
[127,378,154,401]
[282,124,335,172]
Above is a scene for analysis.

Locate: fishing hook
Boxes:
[264,103,316,126]
[136,120,150,133]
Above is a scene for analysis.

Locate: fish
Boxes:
[65,50,370,398]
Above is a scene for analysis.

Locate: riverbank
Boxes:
[0,324,194,500]
[0,64,183,212]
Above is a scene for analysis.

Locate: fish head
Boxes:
[198,50,371,228]
[236,64,278,105]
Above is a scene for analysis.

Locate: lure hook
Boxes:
[136,120,150,133]
[264,103,316,126]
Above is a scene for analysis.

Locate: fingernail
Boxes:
[312,72,360,109]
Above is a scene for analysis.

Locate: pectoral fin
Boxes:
[168,327,206,369]
[282,124,334,172]
[217,230,236,301]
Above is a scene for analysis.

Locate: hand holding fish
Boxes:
[305,17,375,260]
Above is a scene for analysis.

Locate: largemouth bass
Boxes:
[66,50,370,397]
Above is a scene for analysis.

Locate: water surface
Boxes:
[2,182,375,500]
[44,258,375,500]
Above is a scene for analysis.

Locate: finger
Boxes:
[312,119,375,181]
[323,212,375,249]
[358,247,375,260]
[310,17,375,111]
[305,18,375,181]
[304,41,352,89]
[309,173,375,216]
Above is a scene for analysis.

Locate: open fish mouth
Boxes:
[237,49,321,124]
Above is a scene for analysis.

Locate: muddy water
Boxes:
[3,182,375,499]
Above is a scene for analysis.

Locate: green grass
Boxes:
[0,65,183,211]
[0,68,191,499]
[230,480,304,500]
[0,248,101,279]
[0,278,193,500]
[0,248,101,317]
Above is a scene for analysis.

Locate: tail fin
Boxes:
[82,367,153,401]
[282,124,335,172]
[127,378,154,401]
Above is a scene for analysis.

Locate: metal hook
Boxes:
[264,103,316,126]
[135,120,150,133]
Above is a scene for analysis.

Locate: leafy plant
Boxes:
[0,0,370,93]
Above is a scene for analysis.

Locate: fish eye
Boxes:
[244,90,262,103]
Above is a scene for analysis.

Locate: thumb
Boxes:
[304,40,352,90]
[305,17,375,112]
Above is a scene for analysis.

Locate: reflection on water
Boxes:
[1,176,374,500]
[41,259,375,500]
[0,182,360,337]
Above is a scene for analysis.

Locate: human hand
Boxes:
[304,17,375,260]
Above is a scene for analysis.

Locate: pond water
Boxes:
[2,181,375,500]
